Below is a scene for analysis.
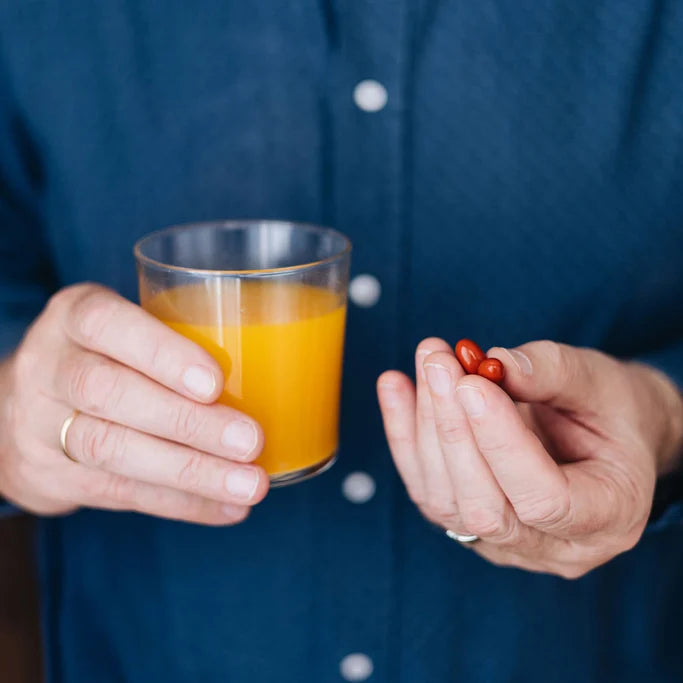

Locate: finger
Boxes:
[424,350,528,545]
[455,373,573,534]
[414,338,464,528]
[61,285,224,402]
[377,371,422,502]
[74,469,252,526]
[55,349,262,461]
[487,341,616,414]
[64,413,268,506]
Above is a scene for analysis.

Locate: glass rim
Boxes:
[133,220,352,277]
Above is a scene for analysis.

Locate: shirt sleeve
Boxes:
[638,341,683,392]
[0,50,57,359]
[0,51,57,516]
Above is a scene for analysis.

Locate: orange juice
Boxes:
[142,280,346,480]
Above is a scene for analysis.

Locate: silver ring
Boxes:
[59,410,80,462]
[446,529,480,544]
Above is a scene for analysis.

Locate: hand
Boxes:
[378,338,683,578]
[0,284,269,524]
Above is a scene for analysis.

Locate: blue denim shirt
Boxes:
[1,2,682,682]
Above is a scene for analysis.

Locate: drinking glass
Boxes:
[134,221,351,486]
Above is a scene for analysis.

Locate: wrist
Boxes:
[632,362,683,476]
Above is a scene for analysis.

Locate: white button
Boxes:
[342,472,376,504]
[353,80,388,112]
[349,274,381,308]
[340,653,374,681]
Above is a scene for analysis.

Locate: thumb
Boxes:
[487,340,616,413]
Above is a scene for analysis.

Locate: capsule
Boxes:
[477,358,505,384]
[455,338,486,374]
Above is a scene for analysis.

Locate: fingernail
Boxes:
[416,349,431,380]
[183,365,216,399]
[424,363,451,396]
[225,467,259,501]
[506,349,533,376]
[221,421,258,459]
[456,385,486,417]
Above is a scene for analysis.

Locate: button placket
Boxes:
[314,3,413,680]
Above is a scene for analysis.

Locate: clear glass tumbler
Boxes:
[134,221,351,486]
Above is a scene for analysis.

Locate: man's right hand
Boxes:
[0,284,269,524]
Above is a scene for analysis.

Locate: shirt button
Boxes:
[349,274,381,308]
[342,471,376,504]
[353,79,388,112]
[340,653,374,681]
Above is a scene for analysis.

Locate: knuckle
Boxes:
[45,285,81,315]
[433,417,467,445]
[385,429,414,449]
[67,359,121,413]
[475,435,509,457]
[416,404,435,422]
[420,505,457,528]
[178,494,209,521]
[73,288,117,346]
[171,401,205,444]
[423,500,459,522]
[145,336,167,375]
[515,492,570,529]
[79,419,125,470]
[176,451,206,494]
[101,474,137,505]
[459,503,507,538]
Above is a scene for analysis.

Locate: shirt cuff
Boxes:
[646,466,683,533]
[645,501,683,534]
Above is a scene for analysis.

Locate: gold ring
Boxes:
[59,410,80,461]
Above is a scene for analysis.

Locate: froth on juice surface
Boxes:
[141,280,346,478]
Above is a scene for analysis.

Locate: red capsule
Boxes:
[455,339,486,374]
[477,358,505,384]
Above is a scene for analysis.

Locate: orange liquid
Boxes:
[141,281,346,478]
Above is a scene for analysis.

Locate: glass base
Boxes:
[269,452,337,488]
